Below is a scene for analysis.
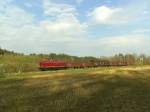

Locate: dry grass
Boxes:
[0,67,150,112]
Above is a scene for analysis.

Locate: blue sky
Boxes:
[0,0,150,56]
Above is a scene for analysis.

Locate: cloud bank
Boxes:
[0,0,150,56]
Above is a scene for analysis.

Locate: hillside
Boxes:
[0,48,150,74]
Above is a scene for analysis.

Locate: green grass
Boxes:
[0,67,150,112]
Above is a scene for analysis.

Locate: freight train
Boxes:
[39,59,128,70]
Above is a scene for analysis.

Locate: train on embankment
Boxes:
[39,59,128,70]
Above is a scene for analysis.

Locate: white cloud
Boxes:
[58,34,150,56]
[88,5,122,24]
[0,2,34,27]
[43,0,76,17]
[88,0,150,25]
[40,16,87,40]
[0,0,87,54]
[101,35,143,45]
[132,29,150,33]
[40,0,87,40]
[100,35,150,55]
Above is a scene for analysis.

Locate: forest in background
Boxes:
[0,48,150,74]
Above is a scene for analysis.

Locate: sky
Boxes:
[0,0,150,56]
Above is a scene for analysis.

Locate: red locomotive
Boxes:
[39,60,67,70]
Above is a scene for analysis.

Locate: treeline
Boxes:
[0,48,16,55]
[0,48,24,56]
[0,48,150,74]
[107,54,150,65]
[31,53,150,66]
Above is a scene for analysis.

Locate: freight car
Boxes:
[39,59,128,70]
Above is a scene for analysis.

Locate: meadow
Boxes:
[0,66,150,112]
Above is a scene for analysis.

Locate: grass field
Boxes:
[0,66,150,112]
